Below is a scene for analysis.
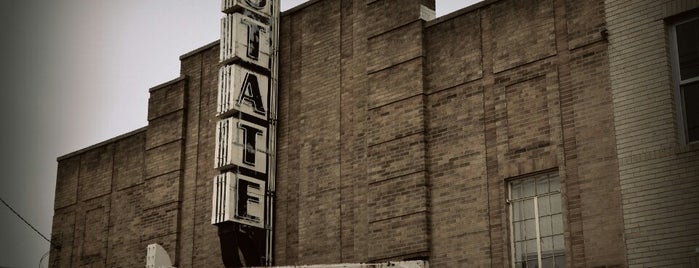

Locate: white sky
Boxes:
[0,0,479,267]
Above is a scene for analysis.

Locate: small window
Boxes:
[670,16,699,143]
[509,172,565,268]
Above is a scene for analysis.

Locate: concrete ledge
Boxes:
[149,75,186,93]
[179,40,220,60]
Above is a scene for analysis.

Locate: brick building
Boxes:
[48,0,699,267]
[606,0,699,267]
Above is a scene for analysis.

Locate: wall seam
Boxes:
[338,0,344,262]
[104,143,116,266]
[189,52,204,266]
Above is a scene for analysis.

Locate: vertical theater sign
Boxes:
[212,0,279,266]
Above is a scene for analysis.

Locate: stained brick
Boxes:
[146,110,184,150]
[368,59,424,109]
[113,131,145,190]
[140,202,180,242]
[425,10,482,93]
[491,0,556,73]
[143,171,181,209]
[107,186,143,268]
[82,207,107,257]
[79,145,113,200]
[565,0,605,49]
[367,212,429,261]
[368,172,427,222]
[148,78,185,120]
[49,211,76,268]
[367,134,426,183]
[144,141,182,179]
[367,95,424,145]
[367,22,423,73]
[366,0,428,37]
[55,156,79,209]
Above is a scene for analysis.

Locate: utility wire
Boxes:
[39,250,50,268]
[0,196,51,243]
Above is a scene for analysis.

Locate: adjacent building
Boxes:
[49,0,699,267]
[606,0,699,266]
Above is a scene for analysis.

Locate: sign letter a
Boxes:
[237,73,266,115]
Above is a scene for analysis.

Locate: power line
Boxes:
[0,196,51,243]
[39,250,50,268]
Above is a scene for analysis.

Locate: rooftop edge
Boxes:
[57,126,148,161]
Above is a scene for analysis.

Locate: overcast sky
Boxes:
[0,1,479,267]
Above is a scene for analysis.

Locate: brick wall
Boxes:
[279,1,344,264]
[275,0,434,264]
[142,76,186,265]
[605,1,699,267]
[275,0,625,266]
[180,41,221,267]
[423,0,624,266]
[50,130,147,268]
[48,74,187,267]
[50,0,638,267]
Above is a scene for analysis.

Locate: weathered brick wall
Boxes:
[49,130,147,268]
[49,0,642,267]
[142,77,186,265]
[78,145,113,200]
[277,0,354,264]
[276,0,624,266]
[275,0,434,264]
[605,1,699,267]
[106,132,145,267]
[425,8,489,266]
[366,16,430,263]
[180,42,222,267]
[48,74,187,267]
[423,0,625,266]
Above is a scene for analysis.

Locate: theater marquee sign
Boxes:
[212,0,279,266]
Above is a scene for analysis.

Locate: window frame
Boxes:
[669,15,699,144]
[508,172,565,268]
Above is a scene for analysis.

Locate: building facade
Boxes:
[49,0,699,267]
[605,0,699,267]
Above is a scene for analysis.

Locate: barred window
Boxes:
[509,172,565,268]
[670,15,699,143]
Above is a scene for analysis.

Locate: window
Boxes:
[670,15,699,143]
[509,172,565,268]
